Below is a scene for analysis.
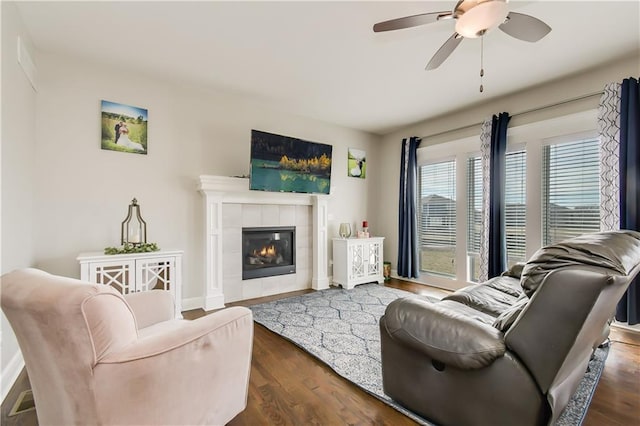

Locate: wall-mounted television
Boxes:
[249,130,332,195]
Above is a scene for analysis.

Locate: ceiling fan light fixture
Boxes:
[455,1,509,38]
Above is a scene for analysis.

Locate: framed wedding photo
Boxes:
[101,100,148,155]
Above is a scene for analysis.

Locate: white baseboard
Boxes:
[1,350,24,402]
[181,297,203,312]
[390,269,459,293]
[612,320,640,332]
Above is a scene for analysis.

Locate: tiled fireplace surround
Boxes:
[198,175,329,310]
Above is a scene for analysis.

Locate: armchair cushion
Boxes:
[383,296,505,369]
[124,289,175,329]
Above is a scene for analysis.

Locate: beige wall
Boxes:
[372,55,640,278]
[1,1,38,398]
[32,52,380,303]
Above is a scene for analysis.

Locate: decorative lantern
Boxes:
[121,198,147,246]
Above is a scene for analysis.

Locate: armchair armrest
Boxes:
[93,306,254,426]
[100,306,251,362]
[124,290,175,329]
[382,297,505,369]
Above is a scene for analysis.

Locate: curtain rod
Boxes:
[420,90,604,140]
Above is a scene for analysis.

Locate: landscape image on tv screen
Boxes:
[249,130,332,194]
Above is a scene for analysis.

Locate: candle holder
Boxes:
[357,220,370,238]
[121,198,147,246]
[362,220,369,238]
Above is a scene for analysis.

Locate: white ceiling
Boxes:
[15,1,640,135]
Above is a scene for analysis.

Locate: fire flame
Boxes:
[256,245,277,257]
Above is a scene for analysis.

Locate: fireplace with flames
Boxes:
[242,226,295,280]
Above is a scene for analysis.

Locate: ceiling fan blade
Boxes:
[499,12,551,42]
[373,11,452,32]
[426,33,463,70]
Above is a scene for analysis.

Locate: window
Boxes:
[467,150,526,281]
[419,160,456,277]
[417,110,600,290]
[543,138,600,245]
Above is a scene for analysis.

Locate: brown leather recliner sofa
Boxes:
[380,230,640,426]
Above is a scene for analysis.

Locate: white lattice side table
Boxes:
[332,237,384,289]
[77,250,183,318]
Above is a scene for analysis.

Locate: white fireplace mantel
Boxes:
[198,175,329,310]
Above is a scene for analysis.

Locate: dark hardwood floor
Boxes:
[2,279,639,425]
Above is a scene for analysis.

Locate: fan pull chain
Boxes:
[480,36,484,93]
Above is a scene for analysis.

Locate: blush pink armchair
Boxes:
[1,268,253,425]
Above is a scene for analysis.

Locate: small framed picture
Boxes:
[101,100,148,155]
[348,148,366,179]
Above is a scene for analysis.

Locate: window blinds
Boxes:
[505,151,527,264]
[467,151,526,267]
[419,160,457,248]
[542,139,600,245]
[419,160,457,276]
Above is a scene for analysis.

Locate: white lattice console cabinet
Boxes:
[332,237,384,289]
[77,250,183,317]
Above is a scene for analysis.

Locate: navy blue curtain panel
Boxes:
[398,137,420,278]
[617,77,640,325]
[488,112,511,278]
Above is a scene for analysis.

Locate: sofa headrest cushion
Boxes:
[501,263,525,279]
[520,230,640,297]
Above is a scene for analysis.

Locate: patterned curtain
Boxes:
[397,137,420,278]
[598,82,621,231]
[479,119,492,282]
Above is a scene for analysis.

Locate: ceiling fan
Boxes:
[373,0,551,71]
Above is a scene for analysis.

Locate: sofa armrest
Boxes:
[382,297,505,369]
[124,290,175,329]
[505,268,619,393]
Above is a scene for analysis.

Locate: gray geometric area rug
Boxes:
[249,283,608,426]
